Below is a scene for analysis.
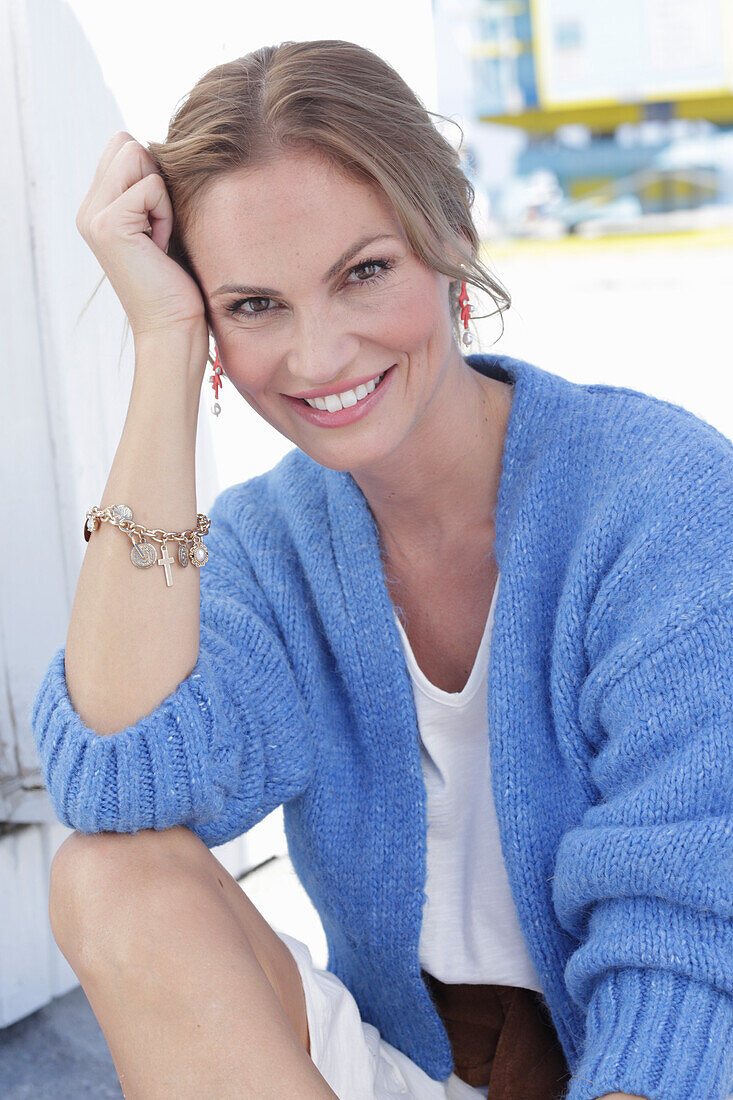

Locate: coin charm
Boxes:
[189,540,209,568]
[111,504,133,522]
[130,539,157,568]
[178,541,190,567]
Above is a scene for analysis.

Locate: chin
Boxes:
[295,435,395,475]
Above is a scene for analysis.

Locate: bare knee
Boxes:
[49,825,211,965]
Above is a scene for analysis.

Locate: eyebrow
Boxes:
[210,233,401,298]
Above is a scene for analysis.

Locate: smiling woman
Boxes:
[141,42,513,482]
[146,41,510,352]
[35,34,733,1100]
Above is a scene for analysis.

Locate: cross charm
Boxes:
[157,540,175,587]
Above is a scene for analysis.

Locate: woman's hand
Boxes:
[75,130,209,369]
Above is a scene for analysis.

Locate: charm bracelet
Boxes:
[83,504,210,588]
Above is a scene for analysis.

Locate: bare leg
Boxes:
[49,825,338,1100]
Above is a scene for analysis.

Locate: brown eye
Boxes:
[354,262,380,279]
[226,297,272,317]
[347,258,393,286]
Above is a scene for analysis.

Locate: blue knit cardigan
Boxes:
[31,353,733,1100]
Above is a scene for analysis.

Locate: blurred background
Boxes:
[2,0,732,1094]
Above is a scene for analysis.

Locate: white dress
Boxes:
[274,571,541,1099]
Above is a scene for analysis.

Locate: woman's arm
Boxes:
[65,343,202,736]
[553,424,733,1100]
[554,596,733,1100]
[32,480,317,844]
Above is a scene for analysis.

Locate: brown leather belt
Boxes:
[421,969,570,1099]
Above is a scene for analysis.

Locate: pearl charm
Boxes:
[189,540,209,568]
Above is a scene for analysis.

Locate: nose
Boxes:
[285,310,359,391]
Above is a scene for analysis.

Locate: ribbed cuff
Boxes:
[31,645,229,834]
[564,968,733,1100]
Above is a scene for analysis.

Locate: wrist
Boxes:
[133,325,208,373]
[133,338,207,409]
[129,364,203,430]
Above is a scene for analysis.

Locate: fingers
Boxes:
[77,132,132,224]
[88,172,174,253]
[87,131,134,195]
[73,129,206,342]
[77,132,166,240]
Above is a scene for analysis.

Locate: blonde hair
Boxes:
[87,40,511,360]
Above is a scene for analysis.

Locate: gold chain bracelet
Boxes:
[83,504,210,588]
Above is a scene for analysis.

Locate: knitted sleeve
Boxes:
[30,487,315,848]
[554,425,733,1100]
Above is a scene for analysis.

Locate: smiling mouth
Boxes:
[298,366,393,411]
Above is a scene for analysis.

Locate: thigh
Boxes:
[50,825,311,1058]
[214,848,312,1058]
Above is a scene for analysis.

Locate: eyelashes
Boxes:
[224,257,395,319]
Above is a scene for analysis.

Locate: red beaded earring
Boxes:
[458,279,473,347]
[210,344,224,417]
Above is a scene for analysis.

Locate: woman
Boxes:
[32,40,733,1100]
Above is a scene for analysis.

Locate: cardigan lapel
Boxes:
[319,353,539,970]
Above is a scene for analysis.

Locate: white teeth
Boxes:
[304,372,384,411]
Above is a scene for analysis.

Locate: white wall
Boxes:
[1,0,223,1029]
[1,0,222,820]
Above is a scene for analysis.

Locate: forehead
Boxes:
[187,150,402,280]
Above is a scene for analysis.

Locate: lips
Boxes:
[282,362,396,428]
[300,371,384,409]
[290,366,388,402]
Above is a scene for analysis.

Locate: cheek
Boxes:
[371,280,445,351]
[217,347,272,397]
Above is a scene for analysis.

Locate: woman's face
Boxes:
[186,149,462,473]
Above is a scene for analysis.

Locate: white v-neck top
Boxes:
[393,572,543,992]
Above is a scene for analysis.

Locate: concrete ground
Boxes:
[0,854,326,1098]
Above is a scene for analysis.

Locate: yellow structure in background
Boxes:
[481,92,733,135]
[477,0,733,134]
[485,225,733,258]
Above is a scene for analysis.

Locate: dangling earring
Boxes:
[459,280,473,347]
[210,343,224,417]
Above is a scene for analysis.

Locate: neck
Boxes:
[350,352,513,562]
